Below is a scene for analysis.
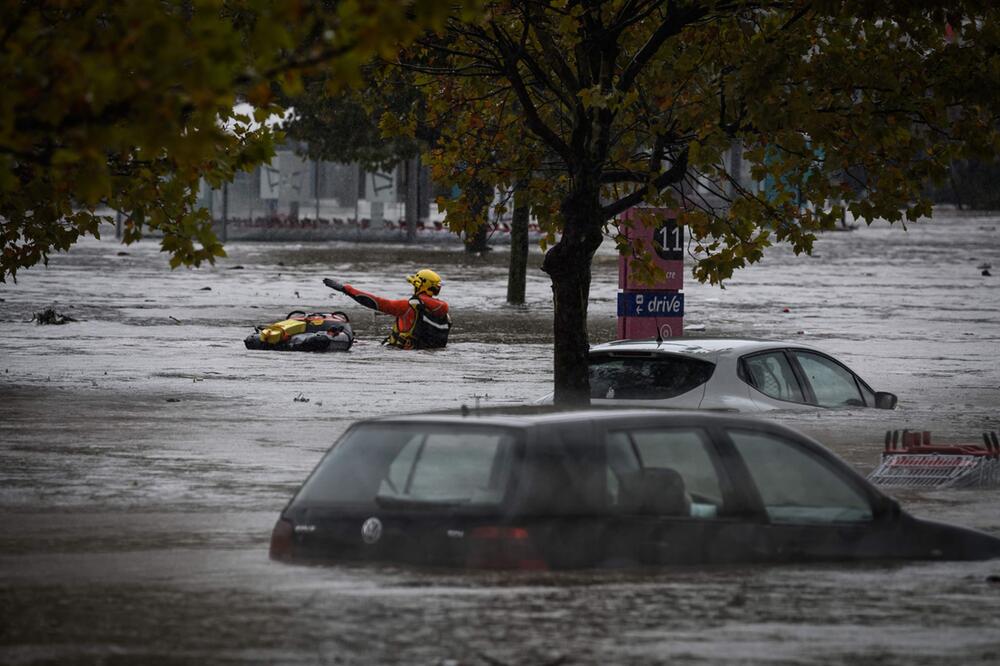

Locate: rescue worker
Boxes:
[323,269,451,349]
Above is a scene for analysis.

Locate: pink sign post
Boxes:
[617,208,684,340]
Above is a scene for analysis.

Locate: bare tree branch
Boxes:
[486,20,575,164]
[601,145,689,219]
[618,1,707,94]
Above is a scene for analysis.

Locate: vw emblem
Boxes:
[361,517,383,544]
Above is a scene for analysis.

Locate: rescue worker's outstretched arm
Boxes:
[323,278,410,316]
[323,278,344,292]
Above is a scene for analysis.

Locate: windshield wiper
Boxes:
[374,494,472,510]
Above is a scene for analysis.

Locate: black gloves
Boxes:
[323,278,345,292]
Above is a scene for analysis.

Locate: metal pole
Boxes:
[406,157,418,243]
[355,165,362,229]
[222,182,229,243]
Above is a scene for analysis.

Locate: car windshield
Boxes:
[589,353,715,400]
[292,424,518,509]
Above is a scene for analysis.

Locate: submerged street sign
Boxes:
[617,207,684,339]
[617,208,683,292]
[617,292,684,317]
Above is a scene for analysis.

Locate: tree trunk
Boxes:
[465,222,490,253]
[542,185,605,406]
[949,160,964,211]
[506,183,529,304]
[464,179,493,254]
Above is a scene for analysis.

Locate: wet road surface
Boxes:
[1,212,999,664]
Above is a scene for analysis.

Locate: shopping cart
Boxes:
[867,429,1000,489]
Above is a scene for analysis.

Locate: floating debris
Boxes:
[32,308,77,325]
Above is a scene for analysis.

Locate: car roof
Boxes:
[361,405,782,432]
[588,337,822,358]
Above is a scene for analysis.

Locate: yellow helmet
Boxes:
[407,268,442,296]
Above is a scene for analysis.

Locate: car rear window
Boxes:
[588,353,715,400]
[292,424,518,509]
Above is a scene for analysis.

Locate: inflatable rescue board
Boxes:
[245,310,354,352]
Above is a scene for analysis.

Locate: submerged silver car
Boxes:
[540,338,898,412]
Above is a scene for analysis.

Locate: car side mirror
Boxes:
[874,392,898,410]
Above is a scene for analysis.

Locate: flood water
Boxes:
[1,211,999,664]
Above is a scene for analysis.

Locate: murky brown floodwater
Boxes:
[1,211,999,664]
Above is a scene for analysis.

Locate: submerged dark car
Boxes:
[270,409,1000,569]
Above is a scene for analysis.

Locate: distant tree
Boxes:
[0,0,480,282]
[401,1,1000,404]
[281,64,506,256]
[928,159,1000,210]
[279,67,424,170]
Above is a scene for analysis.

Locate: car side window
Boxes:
[791,351,864,408]
[606,428,723,519]
[382,432,512,504]
[742,352,805,403]
[728,430,873,523]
